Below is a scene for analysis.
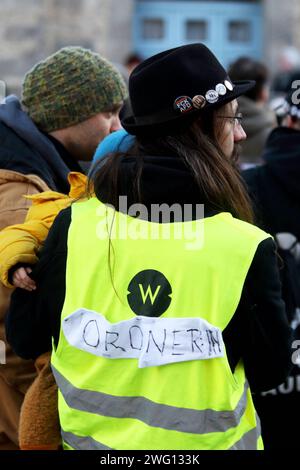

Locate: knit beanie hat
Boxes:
[21,46,128,132]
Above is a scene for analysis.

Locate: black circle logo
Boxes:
[127,270,172,317]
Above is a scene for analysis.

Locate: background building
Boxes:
[134,0,263,68]
[0,0,133,93]
[1,0,300,94]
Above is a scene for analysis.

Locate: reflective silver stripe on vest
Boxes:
[53,365,250,435]
[229,425,261,450]
[62,430,112,450]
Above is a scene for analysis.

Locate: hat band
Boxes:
[132,105,196,126]
[130,79,235,127]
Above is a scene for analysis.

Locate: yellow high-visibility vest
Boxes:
[51,197,269,450]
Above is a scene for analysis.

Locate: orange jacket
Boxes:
[0,172,87,288]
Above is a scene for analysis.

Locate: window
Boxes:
[186,20,208,41]
[142,19,165,40]
[228,21,251,43]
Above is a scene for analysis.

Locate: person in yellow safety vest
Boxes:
[6,43,292,450]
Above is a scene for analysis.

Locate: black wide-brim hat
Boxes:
[122,43,255,136]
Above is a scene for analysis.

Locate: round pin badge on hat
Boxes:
[215,83,227,96]
[192,95,206,109]
[224,80,234,91]
[205,90,219,104]
[173,96,193,114]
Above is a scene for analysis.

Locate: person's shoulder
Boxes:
[0,119,26,151]
[52,205,72,228]
[0,120,43,176]
[248,237,278,284]
[44,206,71,250]
[29,205,71,263]
[218,212,270,242]
[0,118,12,137]
[241,165,264,199]
[254,235,276,256]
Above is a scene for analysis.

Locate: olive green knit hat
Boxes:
[21,46,128,132]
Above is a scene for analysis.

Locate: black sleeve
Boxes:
[223,237,293,392]
[5,206,71,359]
[242,168,267,230]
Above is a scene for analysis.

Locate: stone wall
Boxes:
[0,0,134,94]
[1,0,300,94]
[264,0,300,73]
[0,0,47,92]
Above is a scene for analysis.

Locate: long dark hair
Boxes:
[88,108,253,223]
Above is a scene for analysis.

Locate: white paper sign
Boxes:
[62,309,224,368]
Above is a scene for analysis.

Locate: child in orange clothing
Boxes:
[0,172,86,290]
[0,172,87,450]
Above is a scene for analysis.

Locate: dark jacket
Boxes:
[243,126,300,449]
[243,127,300,238]
[6,154,292,395]
[0,96,82,193]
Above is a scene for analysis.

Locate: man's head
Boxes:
[124,53,143,75]
[214,99,246,160]
[21,46,128,160]
[228,57,269,104]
